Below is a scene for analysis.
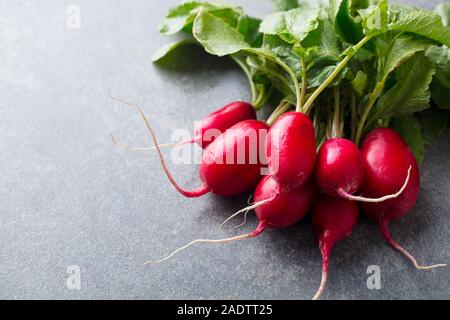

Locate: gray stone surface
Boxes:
[0,0,448,300]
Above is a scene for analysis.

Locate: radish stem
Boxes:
[303,35,374,115]
[332,87,341,138]
[350,90,357,141]
[266,100,291,126]
[246,49,302,112]
[231,55,258,105]
[355,81,385,145]
[300,55,308,110]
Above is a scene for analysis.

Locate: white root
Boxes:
[110,94,209,198]
[144,223,269,265]
[338,166,412,203]
[111,134,184,152]
[312,269,328,301]
[220,196,275,229]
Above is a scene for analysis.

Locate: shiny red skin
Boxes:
[200,120,269,197]
[312,195,359,250]
[316,138,365,198]
[360,128,420,222]
[266,112,317,193]
[194,101,256,149]
[254,176,319,229]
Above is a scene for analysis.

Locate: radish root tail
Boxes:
[145,223,267,265]
[313,239,331,301]
[379,219,447,270]
[338,166,412,203]
[234,210,251,229]
[220,196,276,229]
[232,196,254,229]
[111,134,194,152]
[312,269,328,301]
[110,95,210,198]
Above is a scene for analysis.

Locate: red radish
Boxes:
[312,195,359,300]
[267,112,316,192]
[146,176,318,264]
[197,120,269,197]
[111,96,268,198]
[315,137,412,202]
[194,101,256,149]
[316,138,365,198]
[360,128,446,270]
[112,100,256,151]
[253,176,318,229]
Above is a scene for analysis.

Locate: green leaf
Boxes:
[192,11,250,57]
[151,39,218,71]
[377,34,434,83]
[260,7,321,44]
[307,65,351,88]
[420,108,449,145]
[352,70,368,96]
[159,2,203,35]
[431,62,450,109]
[158,2,243,36]
[334,0,365,44]
[263,35,301,76]
[354,47,375,62]
[272,0,299,11]
[361,0,450,46]
[426,45,450,67]
[391,115,425,163]
[263,35,293,56]
[362,34,433,126]
[387,4,450,46]
[152,39,197,63]
[302,18,342,64]
[360,0,388,35]
[260,12,285,36]
[431,80,450,110]
[350,0,372,12]
[209,8,243,28]
[435,2,450,27]
[374,53,436,118]
[244,48,297,97]
[238,15,263,47]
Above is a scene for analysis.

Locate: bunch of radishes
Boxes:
[112,96,445,300]
[113,0,450,299]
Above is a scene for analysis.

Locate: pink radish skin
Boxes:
[267,112,316,193]
[360,128,446,270]
[254,176,319,229]
[193,101,256,149]
[316,138,364,198]
[198,120,269,197]
[316,137,410,202]
[147,176,318,264]
[312,195,359,300]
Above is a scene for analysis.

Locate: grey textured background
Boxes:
[0,0,448,300]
